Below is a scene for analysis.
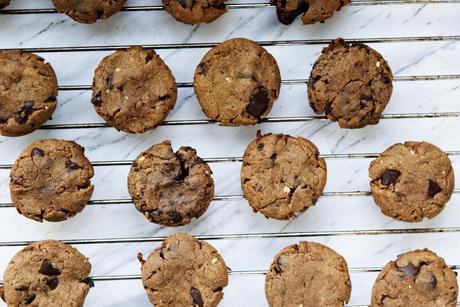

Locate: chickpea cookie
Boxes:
[0,0,10,9]
[369,141,455,222]
[92,47,177,134]
[265,241,352,306]
[9,139,94,222]
[194,38,281,126]
[0,51,58,137]
[163,0,227,24]
[1,240,92,307]
[271,0,350,25]
[128,141,214,226]
[51,0,127,24]
[308,38,393,129]
[241,132,327,220]
[372,249,458,307]
[138,233,228,307]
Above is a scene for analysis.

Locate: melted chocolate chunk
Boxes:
[168,209,183,224]
[39,260,61,276]
[0,116,7,124]
[425,274,437,291]
[380,73,391,84]
[178,0,196,9]
[16,100,34,125]
[31,148,45,157]
[257,143,264,151]
[397,262,420,277]
[380,169,401,186]
[246,87,270,119]
[190,287,204,307]
[270,154,277,162]
[92,94,102,106]
[272,0,309,25]
[145,53,154,63]
[428,180,442,198]
[66,161,81,171]
[82,278,95,288]
[23,294,36,305]
[46,276,59,290]
[175,155,190,182]
[107,75,114,90]
[197,62,209,76]
[96,10,104,19]
[15,286,29,292]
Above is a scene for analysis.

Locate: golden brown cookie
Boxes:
[138,233,228,307]
[308,38,393,129]
[0,51,58,137]
[163,0,227,24]
[1,240,92,307]
[91,47,177,134]
[369,141,455,222]
[51,0,127,24]
[371,249,458,307]
[128,141,214,226]
[265,241,352,306]
[241,132,327,220]
[194,38,281,126]
[9,139,94,222]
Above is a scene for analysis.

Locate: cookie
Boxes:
[194,38,281,126]
[51,0,127,24]
[163,0,227,24]
[308,38,393,129]
[9,139,94,222]
[128,141,214,226]
[271,0,350,25]
[0,51,58,137]
[1,240,92,307]
[241,132,327,220]
[265,241,351,306]
[369,141,455,222]
[0,0,10,9]
[372,249,458,307]
[92,47,177,134]
[138,233,228,306]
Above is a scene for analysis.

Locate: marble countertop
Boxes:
[1,0,460,306]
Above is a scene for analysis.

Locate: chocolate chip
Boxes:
[16,100,34,124]
[15,286,29,291]
[92,94,102,106]
[146,53,154,63]
[0,116,7,124]
[107,75,113,90]
[380,169,401,186]
[257,143,264,151]
[426,274,437,290]
[39,260,61,276]
[428,180,442,198]
[380,73,391,84]
[175,154,190,182]
[96,10,104,19]
[66,161,81,171]
[82,278,95,288]
[168,209,183,224]
[274,257,283,274]
[46,276,59,290]
[178,0,196,9]
[397,263,420,277]
[273,0,309,25]
[31,148,45,157]
[270,154,277,162]
[23,294,36,305]
[246,87,270,119]
[213,286,223,292]
[197,62,209,76]
[190,287,204,307]
[137,252,145,265]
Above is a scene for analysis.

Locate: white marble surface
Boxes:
[1,0,460,306]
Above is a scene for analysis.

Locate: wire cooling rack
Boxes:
[1,0,460,306]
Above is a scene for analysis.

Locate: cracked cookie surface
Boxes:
[138,233,228,307]
[0,0,10,9]
[241,133,327,220]
[372,249,458,307]
[9,139,94,222]
[1,240,92,307]
[194,38,281,126]
[369,141,455,222]
[265,241,351,307]
[0,51,58,137]
[128,141,214,226]
[92,47,177,134]
[52,0,127,23]
[163,0,227,24]
[271,0,350,25]
[308,38,393,129]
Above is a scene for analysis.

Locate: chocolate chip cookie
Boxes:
[372,249,458,307]
[92,47,177,134]
[241,132,327,220]
[265,241,352,306]
[369,141,455,222]
[138,233,228,306]
[194,38,281,125]
[308,38,393,129]
[1,240,92,307]
[128,141,214,226]
[51,0,127,24]
[0,51,58,137]
[272,0,350,25]
[0,0,10,9]
[163,0,227,24]
[10,139,94,222]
